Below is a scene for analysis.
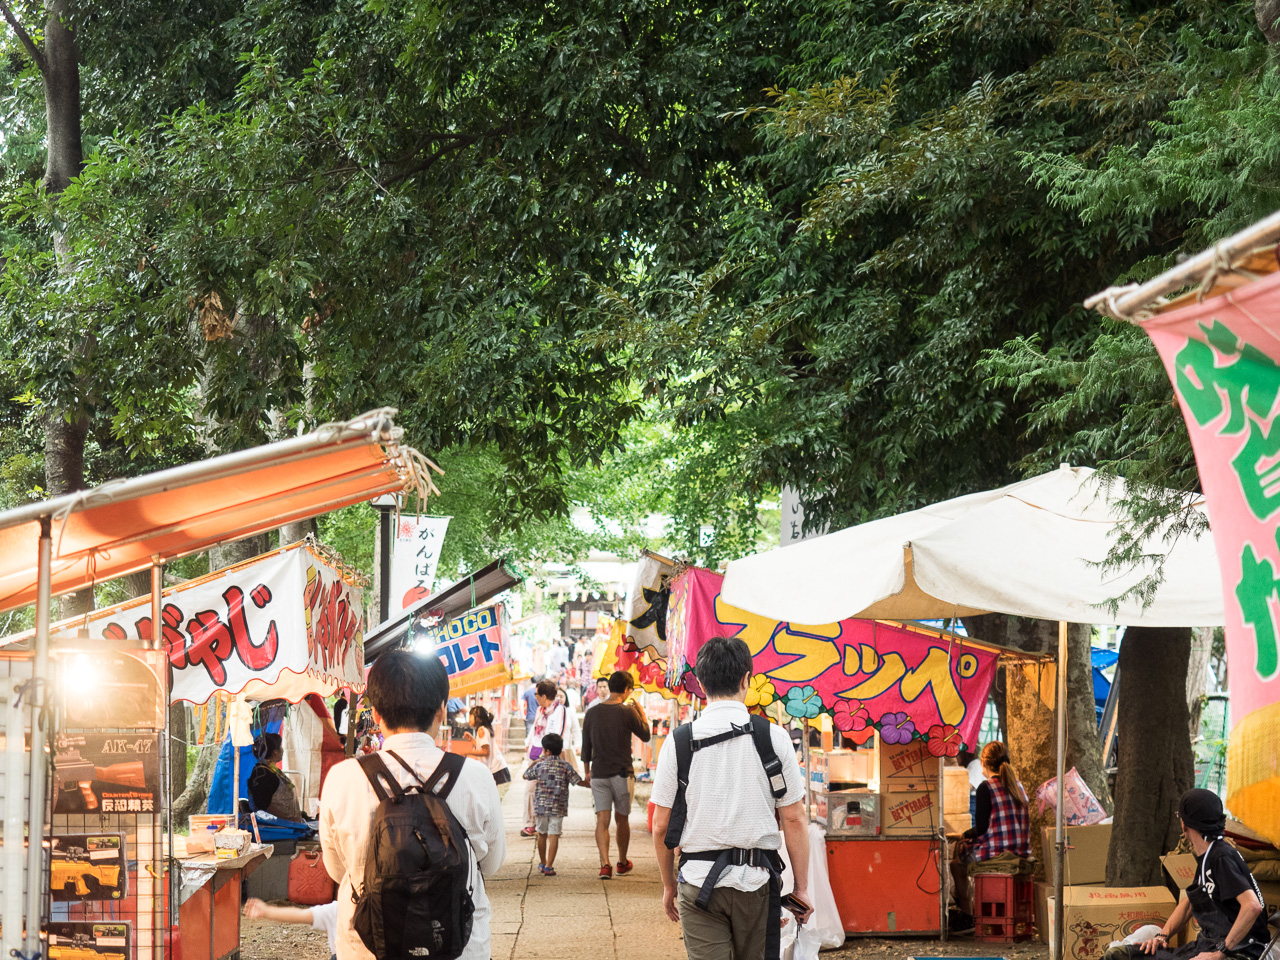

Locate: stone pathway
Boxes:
[489,774,686,960]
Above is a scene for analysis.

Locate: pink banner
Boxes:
[667,568,999,751]
[1139,270,1280,841]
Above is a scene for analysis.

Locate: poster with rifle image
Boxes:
[49,834,127,902]
[45,923,130,960]
[52,734,160,815]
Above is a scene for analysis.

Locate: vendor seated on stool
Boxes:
[248,733,304,822]
[1102,789,1269,960]
[959,741,1030,861]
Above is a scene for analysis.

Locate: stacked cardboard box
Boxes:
[879,740,940,836]
[1035,823,1111,943]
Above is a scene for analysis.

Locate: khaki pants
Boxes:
[677,881,769,960]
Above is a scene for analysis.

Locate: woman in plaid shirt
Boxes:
[962,741,1030,860]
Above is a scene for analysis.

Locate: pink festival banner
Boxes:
[1138,269,1280,842]
[666,567,999,752]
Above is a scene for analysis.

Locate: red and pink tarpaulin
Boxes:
[665,567,999,753]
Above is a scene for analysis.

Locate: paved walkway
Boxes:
[489,773,686,960]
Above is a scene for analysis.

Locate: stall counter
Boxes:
[177,846,272,960]
[826,837,943,935]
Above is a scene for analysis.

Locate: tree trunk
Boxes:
[171,699,224,828]
[209,534,270,572]
[1186,626,1213,736]
[1257,0,1280,43]
[279,517,316,547]
[962,616,1111,881]
[37,0,90,618]
[1106,626,1195,886]
[169,701,188,800]
[46,411,91,617]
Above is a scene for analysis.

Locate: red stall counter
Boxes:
[826,838,943,935]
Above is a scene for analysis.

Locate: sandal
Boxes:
[616,859,633,876]
[519,828,536,838]
[542,866,556,876]
[598,864,612,879]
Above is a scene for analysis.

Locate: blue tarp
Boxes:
[206,716,283,815]
[1092,648,1120,724]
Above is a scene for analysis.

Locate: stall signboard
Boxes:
[421,603,512,697]
[666,567,999,750]
[54,544,364,705]
[1137,273,1280,844]
[390,515,451,613]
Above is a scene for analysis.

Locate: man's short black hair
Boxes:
[366,649,449,731]
[607,670,634,694]
[536,679,557,699]
[541,733,564,756]
[596,677,610,688]
[695,636,753,698]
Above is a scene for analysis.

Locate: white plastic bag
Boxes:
[779,822,846,958]
[1035,766,1106,826]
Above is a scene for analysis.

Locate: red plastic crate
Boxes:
[973,872,1034,943]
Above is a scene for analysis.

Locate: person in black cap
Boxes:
[1103,788,1270,960]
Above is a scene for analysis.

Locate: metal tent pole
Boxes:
[1053,621,1068,960]
[25,517,52,957]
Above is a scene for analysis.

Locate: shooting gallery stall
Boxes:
[657,565,1050,937]
[0,410,439,960]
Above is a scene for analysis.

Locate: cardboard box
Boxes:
[882,789,940,836]
[879,740,940,790]
[1047,886,1176,960]
[1259,881,1280,914]
[1160,852,1197,890]
[943,766,971,814]
[1042,823,1112,885]
[1037,881,1102,944]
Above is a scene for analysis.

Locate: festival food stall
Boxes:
[660,565,1015,936]
[717,465,1226,955]
[0,410,439,960]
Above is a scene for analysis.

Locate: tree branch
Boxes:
[0,0,46,74]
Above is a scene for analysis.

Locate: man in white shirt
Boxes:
[320,649,505,960]
[651,636,811,960]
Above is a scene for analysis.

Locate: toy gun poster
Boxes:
[49,835,126,902]
[52,734,160,815]
[45,923,130,960]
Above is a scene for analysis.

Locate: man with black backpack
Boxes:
[320,650,505,960]
[651,636,812,960]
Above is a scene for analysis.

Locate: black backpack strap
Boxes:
[663,723,694,850]
[357,753,405,803]
[749,714,788,800]
[422,752,467,800]
[680,848,785,960]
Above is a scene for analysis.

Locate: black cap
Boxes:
[1179,788,1227,838]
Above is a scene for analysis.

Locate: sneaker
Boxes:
[519,828,536,838]
[616,859,633,876]
[598,864,613,879]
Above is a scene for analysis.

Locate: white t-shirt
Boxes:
[310,901,338,957]
[319,733,505,960]
[475,727,509,776]
[651,700,805,893]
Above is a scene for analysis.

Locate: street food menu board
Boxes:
[49,834,127,902]
[46,922,131,960]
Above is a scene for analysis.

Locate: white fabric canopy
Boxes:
[722,465,1224,627]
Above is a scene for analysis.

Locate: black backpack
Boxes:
[352,751,474,960]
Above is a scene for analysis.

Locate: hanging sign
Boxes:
[666,567,999,750]
[421,603,512,697]
[390,515,451,612]
[1136,270,1280,843]
[50,544,364,705]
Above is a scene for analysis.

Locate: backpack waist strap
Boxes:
[679,848,784,960]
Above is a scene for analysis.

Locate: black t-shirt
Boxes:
[581,700,650,778]
[1193,841,1271,955]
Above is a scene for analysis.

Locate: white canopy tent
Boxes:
[721,464,1225,953]
[722,464,1222,626]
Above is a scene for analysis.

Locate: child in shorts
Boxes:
[521,732,583,876]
